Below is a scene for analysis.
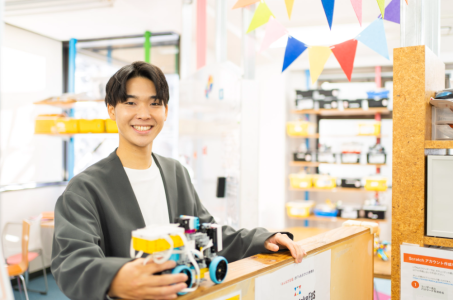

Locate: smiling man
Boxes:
[51,61,305,300]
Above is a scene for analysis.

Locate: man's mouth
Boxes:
[131,125,153,132]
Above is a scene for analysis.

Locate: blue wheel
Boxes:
[172,265,193,295]
[209,256,228,284]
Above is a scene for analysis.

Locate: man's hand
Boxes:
[108,259,188,300]
[264,233,306,263]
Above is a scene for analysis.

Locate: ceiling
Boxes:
[4,0,453,71]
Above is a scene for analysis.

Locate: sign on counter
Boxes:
[401,245,453,299]
[255,250,331,300]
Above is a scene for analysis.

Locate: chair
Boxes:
[2,221,48,300]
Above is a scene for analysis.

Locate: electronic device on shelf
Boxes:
[131,216,228,295]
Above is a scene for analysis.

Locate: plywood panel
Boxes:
[391,45,445,300]
[179,226,372,300]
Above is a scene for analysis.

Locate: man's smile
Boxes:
[131,125,153,133]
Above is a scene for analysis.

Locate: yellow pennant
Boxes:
[285,0,295,19]
[309,46,332,83]
[246,2,275,33]
[232,0,260,9]
[376,0,385,18]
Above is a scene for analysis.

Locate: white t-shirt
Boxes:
[124,156,170,227]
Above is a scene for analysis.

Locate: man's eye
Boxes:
[151,102,162,106]
[125,102,135,105]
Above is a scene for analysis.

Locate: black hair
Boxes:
[105,61,169,107]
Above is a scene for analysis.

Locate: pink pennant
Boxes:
[350,0,362,26]
[259,18,288,52]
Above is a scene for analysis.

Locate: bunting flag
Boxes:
[350,0,362,26]
[260,18,288,52]
[246,2,274,33]
[356,18,389,59]
[405,0,408,4]
[380,0,400,24]
[309,46,332,83]
[282,36,308,72]
[321,0,335,30]
[376,0,385,19]
[285,0,295,19]
[232,0,259,9]
[331,39,358,81]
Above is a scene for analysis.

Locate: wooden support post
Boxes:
[391,45,445,299]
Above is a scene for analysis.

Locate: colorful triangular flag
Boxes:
[282,36,308,72]
[405,0,408,4]
[331,39,358,81]
[380,0,400,24]
[350,0,362,26]
[285,0,295,19]
[259,18,288,52]
[309,46,332,83]
[321,0,335,30]
[246,2,275,33]
[356,18,389,59]
[232,0,260,9]
[376,0,385,19]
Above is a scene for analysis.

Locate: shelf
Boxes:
[291,108,392,116]
[289,187,383,193]
[35,133,118,138]
[423,236,453,248]
[288,134,319,139]
[288,134,385,138]
[290,215,387,223]
[34,99,104,108]
[290,161,386,167]
[425,140,453,149]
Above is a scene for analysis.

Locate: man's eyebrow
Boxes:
[126,94,137,99]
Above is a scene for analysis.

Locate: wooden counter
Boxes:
[179,225,374,300]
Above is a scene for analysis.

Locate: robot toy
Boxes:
[131,216,228,295]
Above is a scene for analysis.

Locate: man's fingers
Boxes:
[144,283,187,299]
[152,274,189,286]
[145,260,177,274]
[266,242,279,252]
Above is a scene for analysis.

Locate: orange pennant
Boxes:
[232,0,260,9]
[331,39,358,81]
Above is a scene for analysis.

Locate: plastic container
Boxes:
[358,123,381,136]
[105,119,119,133]
[78,119,105,133]
[313,175,336,189]
[363,205,387,220]
[286,121,316,137]
[286,201,315,218]
[289,174,312,189]
[364,177,388,192]
[314,209,338,217]
[35,114,78,134]
[293,152,315,162]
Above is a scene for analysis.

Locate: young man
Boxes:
[51,61,305,300]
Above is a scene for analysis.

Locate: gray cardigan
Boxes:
[51,150,285,300]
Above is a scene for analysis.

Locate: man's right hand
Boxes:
[108,259,188,300]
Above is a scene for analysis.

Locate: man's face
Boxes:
[108,76,168,149]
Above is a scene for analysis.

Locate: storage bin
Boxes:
[35,114,78,134]
[314,209,338,217]
[317,152,336,163]
[286,201,314,218]
[364,177,388,191]
[367,98,389,108]
[341,99,363,109]
[363,205,386,220]
[79,119,105,133]
[341,153,360,164]
[289,174,312,189]
[313,175,336,189]
[317,100,338,109]
[293,152,315,162]
[286,121,316,137]
[337,178,361,188]
[337,206,360,219]
[358,123,381,136]
[105,119,119,133]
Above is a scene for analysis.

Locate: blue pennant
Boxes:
[282,36,308,72]
[356,18,389,59]
[321,0,335,30]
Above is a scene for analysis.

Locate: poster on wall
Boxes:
[401,245,453,300]
[255,250,331,300]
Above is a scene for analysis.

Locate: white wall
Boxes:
[1,24,63,185]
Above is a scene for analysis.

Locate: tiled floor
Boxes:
[13,273,68,300]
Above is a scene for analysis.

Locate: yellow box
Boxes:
[313,175,336,189]
[35,115,78,134]
[132,235,184,254]
[287,121,316,137]
[78,119,105,133]
[105,119,118,133]
[286,201,314,218]
[364,177,388,191]
[358,123,381,136]
[289,174,312,189]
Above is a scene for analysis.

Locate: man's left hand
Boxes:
[264,233,306,263]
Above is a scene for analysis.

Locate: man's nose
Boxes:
[136,104,151,119]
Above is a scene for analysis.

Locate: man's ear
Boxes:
[164,104,168,122]
[107,104,116,121]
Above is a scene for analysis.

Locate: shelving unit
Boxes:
[289,187,384,193]
[34,98,104,109]
[292,107,392,116]
[289,215,387,223]
[289,161,386,167]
